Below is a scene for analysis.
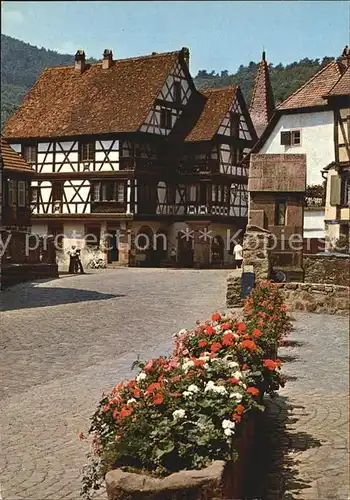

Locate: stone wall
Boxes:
[277,282,349,315]
[226,269,243,308]
[243,226,272,281]
[304,255,350,287]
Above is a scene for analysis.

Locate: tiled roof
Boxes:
[278,61,343,110]
[327,65,350,96]
[0,137,34,173]
[3,51,181,139]
[249,52,275,137]
[184,86,238,142]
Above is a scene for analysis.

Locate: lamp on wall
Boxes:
[83,162,90,171]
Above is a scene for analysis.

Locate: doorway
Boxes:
[107,230,119,263]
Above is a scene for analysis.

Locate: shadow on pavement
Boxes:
[0,283,124,311]
[245,395,322,500]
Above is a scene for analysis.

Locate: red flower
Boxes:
[242,364,249,370]
[131,387,141,398]
[170,375,180,383]
[252,328,262,339]
[281,304,288,312]
[236,322,247,333]
[239,340,257,352]
[198,340,208,348]
[145,382,161,395]
[222,332,234,346]
[235,404,245,415]
[153,394,164,405]
[144,359,154,372]
[210,342,222,353]
[205,326,215,335]
[115,406,133,420]
[220,323,230,330]
[212,312,221,321]
[263,359,278,371]
[227,377,240,384]
[193,358,205,367]
[127,380,136,388]
[232,413,242,423]
[246,387,260,396]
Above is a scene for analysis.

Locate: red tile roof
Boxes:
[185,86,238,142]
[3,51,181,139]
[1,137,34,174]
[327,65,350,96]
[249,52,275,137]
[278,61,343,110]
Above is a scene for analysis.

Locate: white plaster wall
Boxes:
[260,111,334,186]
[303,210,325,239]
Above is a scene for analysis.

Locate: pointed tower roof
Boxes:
[249,50,275,137]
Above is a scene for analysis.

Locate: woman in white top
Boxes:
[233,243,243,269]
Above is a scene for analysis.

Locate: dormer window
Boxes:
[160,108,172,129]
[79,141,95,162]
[173,81,182,106]
[22,145,37,164]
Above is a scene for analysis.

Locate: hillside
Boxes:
[1,34,335,130]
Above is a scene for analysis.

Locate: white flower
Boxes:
[222,419,236,430]
[136,372,147,382]
[231,370,242,379]
[187,384,200,393]
[127,398,137,405]
[183,391,192,398]
[224,427,235,437]
[228,361,240,369]
[172,409,186,420]
[199,354,210,362]
[229,392,243,403]
[204,381,227,395]
[182,360,195,372]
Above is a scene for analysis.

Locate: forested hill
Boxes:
[1,34,335,130]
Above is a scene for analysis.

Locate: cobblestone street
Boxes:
[0,269,348,500]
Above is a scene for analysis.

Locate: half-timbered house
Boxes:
[323,49,350,249]
[251,47,350,250]
[3,47,257,269]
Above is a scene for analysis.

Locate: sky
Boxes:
[1,1,349,75]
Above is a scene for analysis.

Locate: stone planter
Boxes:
[105,419,255,500]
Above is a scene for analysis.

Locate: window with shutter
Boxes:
[18,181,26,207]
[280,131,291,146]
[230,113,240,138]
[23,145,37,163]
[160,108,172,129]
[31,186,39,203]
[173,81,182,106]
[117,182,125,202]
[330,175,341,206]
[79,141,95,162]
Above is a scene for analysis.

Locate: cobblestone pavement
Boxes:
[0,272,348,500]
[0,269,229,500]
[262,312,349,500]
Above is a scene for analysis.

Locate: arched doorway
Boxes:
[211,235,224,267]
[135,226,154,267]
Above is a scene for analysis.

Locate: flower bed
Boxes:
[80,281,292,500]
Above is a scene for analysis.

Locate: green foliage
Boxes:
[1,34,335,130]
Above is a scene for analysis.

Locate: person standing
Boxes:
[170,247,177,266]
[75,248,85,274]
[233,241,243,269]
[67,245,77,273]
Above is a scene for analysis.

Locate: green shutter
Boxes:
[330,175,341,206]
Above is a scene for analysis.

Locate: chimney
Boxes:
[102,49,113,70]
[181,47,190,68]
[75,50,86,73]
